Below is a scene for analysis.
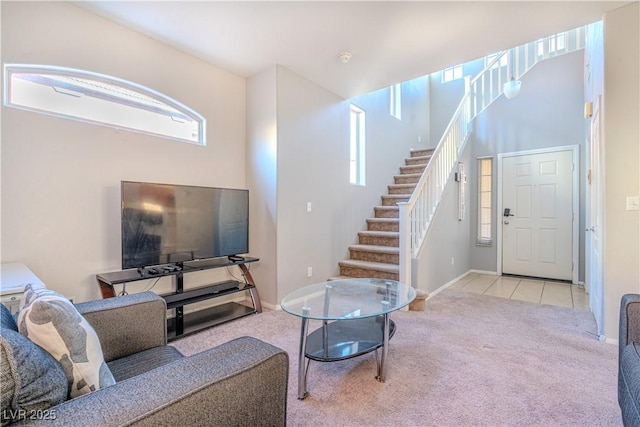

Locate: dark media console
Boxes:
[96,256,261,340]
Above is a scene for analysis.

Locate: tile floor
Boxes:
[449,272,589,310]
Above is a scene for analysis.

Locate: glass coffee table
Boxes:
[281,278,416,399]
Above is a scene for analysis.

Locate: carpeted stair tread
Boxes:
[348,244,399,254]
[388,183,417,194]
[366,218,399,224]
[381,194,410,206]
[394,173,422,184]
[400,164,426,174]
[374,206,399,218]
[338,259,400,273]
[410,147,435,157]
[358,230,398,237]
[405,155,431,166]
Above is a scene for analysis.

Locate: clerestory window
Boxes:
[3,64,206,145]
[441,64,463,83]
[485,53,508,69]
[350,104,366,186]
[537,33,566,57]
[389,83,402,120]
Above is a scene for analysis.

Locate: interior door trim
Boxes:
[496,145,580,284]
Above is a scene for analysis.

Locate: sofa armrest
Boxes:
[18,337,289,427]
[75,292,167,362]
[620,294,640,349]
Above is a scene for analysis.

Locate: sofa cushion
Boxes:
[17,285,116,398]
[0,328,68,426]
[1,303,18,332]
[108,345,184,382]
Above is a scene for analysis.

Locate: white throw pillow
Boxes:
[17,285,115,398]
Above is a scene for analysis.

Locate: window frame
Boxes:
[389,83,402,120]
[441,64,463,83]
[349,104,366,186]
[477,157,493,246]
[3,64,206,146]
[484,53,508,70]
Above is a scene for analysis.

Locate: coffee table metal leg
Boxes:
[298,315,310,399]
[376,313,390,382]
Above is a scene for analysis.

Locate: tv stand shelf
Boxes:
[96,257,261,340]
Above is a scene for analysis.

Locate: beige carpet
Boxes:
[171,289,621,426]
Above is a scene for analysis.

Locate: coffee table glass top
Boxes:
[280,278,416,321]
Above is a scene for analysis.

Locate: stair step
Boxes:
[374,206,399,218]
[358,230,399,247]
[405,155,431,166]
[349,244,399,264]
[400,164,426,175]
[366,217,399,232]
[349,244,399,254]
[394,173,422,184]
[410,148,435,158]
[388,183,416,195]
[339,260,399,281]
[327,275,352,281]
[381,194,410,206]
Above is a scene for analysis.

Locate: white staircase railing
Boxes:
[398,26,586,286]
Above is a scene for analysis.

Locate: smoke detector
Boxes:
[338,52,352,64]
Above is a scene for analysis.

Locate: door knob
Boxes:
[504,220,510,225]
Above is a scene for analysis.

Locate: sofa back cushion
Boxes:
[17,285,116,398]
[0,303,18,332]
[0,325,68,426]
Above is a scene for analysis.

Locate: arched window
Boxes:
[3,64,206,145]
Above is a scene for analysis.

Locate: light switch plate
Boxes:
[626,196,639,211]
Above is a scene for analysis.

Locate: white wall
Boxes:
[469,51,586,278]
[246,67,278,306]
[601,3,640,340]
[275,66,348,299]
[429,59,484,146]
[247,67,430,303]
[415,140,473,293]
[1,2,247,302]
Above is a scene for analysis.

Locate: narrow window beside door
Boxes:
[477,157,493,245]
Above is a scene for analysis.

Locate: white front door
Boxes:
[501,149,574,281]
[587,97,604,337]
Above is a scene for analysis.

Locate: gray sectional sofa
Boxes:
[1,291,289,426]
[619,294,640,426]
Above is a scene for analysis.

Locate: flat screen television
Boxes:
[121,181,249,269]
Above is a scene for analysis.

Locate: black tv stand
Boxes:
[96,257,261,340]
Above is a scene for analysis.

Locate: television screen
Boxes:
[121,181,249,269]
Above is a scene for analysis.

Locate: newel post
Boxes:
[397,202,411,286]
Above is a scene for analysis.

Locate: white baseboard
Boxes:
[469,269,498,276]
[261,301,279,311]
[427,270,475,300]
